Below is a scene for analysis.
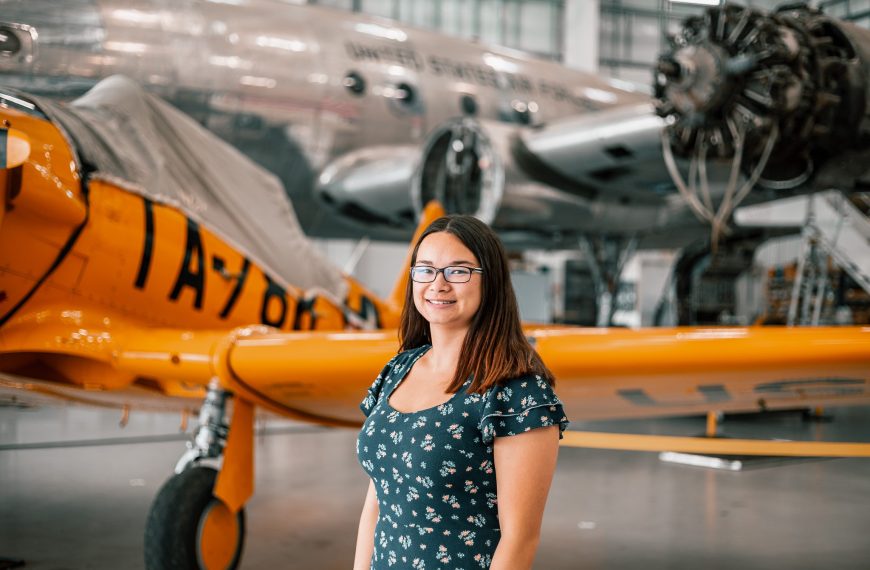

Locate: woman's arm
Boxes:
[352,480,379,570]
[489,425,560,570]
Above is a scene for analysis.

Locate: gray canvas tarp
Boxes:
[33,74,347,300]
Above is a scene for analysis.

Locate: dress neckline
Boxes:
[386,345,466,415]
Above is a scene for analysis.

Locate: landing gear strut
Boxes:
[579,235,637,327]
[144,380,246,570]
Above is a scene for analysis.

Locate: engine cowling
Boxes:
[315,145,419,226]
[654,2,869,189]
[412,117,504,224]
[411,117,595,235]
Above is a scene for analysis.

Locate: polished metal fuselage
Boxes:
[0,0,698,246]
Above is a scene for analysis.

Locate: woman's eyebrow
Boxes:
[415,260,476,266]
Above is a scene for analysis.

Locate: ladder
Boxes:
[735,190,870,324]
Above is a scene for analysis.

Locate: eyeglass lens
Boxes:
[411,266,474,283]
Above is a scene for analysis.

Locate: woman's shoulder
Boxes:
[479,373,568,442]
[480,373,562,420]
[390,344,430,369]
[397,344,431,359]
[360,345,430,417]
[378,344,431,383]
[487,373,556,397]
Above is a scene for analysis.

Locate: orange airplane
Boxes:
[2,78,869,570]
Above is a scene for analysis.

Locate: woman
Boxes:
[354,215,568,570]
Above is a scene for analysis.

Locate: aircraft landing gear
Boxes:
[144,466,245,570]
[578,235,637,327]
[144,380,249,570]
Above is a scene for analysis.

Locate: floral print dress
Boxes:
[357,345,569,569]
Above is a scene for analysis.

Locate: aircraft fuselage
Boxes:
[0,0,676,242]
[0,100,394,409]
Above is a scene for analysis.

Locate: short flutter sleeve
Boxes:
[359,355,398,417]
[478,374,569,444]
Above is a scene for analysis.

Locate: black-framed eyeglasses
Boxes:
[410,265,483,283]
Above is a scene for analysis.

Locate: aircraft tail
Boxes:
[387,201,446,311]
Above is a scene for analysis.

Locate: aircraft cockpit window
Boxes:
[343,71,366,96]
[0,91,47,120]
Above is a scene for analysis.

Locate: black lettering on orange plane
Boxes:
[217,256,250,319]
[261,276,288,328]
[345,294,380,329]
[169,218,205,309]
[134,197,155,289]
[293,296,317,331]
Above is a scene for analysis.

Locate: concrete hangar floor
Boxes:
[1,405,869,569]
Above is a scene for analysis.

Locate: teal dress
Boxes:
[357,345,569,569]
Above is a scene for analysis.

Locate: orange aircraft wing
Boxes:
[8,321,865,425]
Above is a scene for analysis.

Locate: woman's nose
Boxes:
[428,273,450,289]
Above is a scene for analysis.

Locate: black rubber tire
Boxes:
[144,467,245,570]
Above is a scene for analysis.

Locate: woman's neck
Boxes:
[426,326,468,373]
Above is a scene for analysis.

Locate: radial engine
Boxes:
[654,2,870,228]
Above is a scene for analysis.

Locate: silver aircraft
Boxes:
[0,0,693,249]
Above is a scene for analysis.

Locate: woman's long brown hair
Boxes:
[398,215,554,394]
